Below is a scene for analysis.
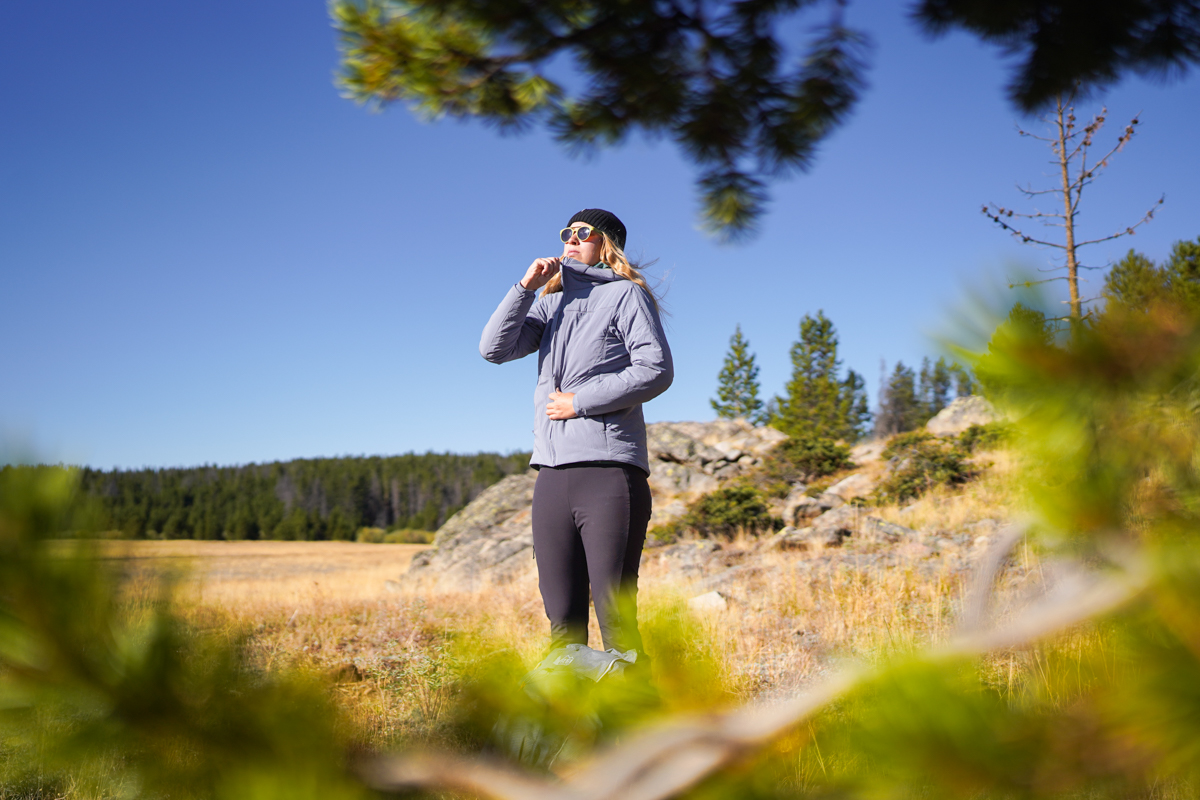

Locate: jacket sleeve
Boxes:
[479,284,548,363]
[571,287,673,416]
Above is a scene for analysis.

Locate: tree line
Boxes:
[711,312,976,441]
[62,451,530,541]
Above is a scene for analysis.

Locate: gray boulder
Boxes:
[926,396,1000,437]
[860,516,918,544]
[648,460,719,496]
[401,419,794,587]
[825,472,877,501]
[849,439,886,464]
[809,505,860,546]
[405,472,537,588]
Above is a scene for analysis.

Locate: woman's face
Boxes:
[562,223,603,266]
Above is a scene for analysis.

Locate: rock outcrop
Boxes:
[405,472,537,589]
[401,414,1008,591]
[926,396,1000,437]
[403,419,786,587]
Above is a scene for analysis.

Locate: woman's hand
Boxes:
[520,257,561,291]
[546,390,577,420]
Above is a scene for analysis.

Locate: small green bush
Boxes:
[680,486,777,539]
[804,477,835,498]
[356,527,386,543]
[881,429,935,459]
[646,522,682,545]
[356,527,435,544]
[755,434,854,493]
[385,528,436,544]
[875,437,973,503]
[958,422,1011,452]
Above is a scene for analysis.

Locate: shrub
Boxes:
[356,526,387,543]
[646,522,681,545]
[754,434,854,495]
[680,486,777,539]
[356,527,435,544]
[804,477,834,498]
[875,436,972,503]
[958,422,1011,452]
[385,528,436,544]
[881,429,935,459]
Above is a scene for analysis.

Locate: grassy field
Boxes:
[92,539,431,606]
[90,447,1027,751]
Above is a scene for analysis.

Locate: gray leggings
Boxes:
[531,464,652,653]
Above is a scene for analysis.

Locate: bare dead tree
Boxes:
[984,89,1163,320]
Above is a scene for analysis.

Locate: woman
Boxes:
[480,209,672,657]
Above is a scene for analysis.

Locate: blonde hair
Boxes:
[542,232,661,313]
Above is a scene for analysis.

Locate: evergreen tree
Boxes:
[70,452,530,541]
[947,362,979,397]
[1165,236,1200,312]
[773,311,868,441]
[918,357,954,419]
[1102,238,1200,317]
[975,302,1053,400]
[1103,249,1167,313]
[335,0,1196,237]
[839,369,872,442]
[711,325,764,424]
[875,362,923,437]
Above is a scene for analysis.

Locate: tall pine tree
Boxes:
[918,357,954,419]
[839,369,873,442]
[875,362,923,437]
[772,311,870,442]
[711,325,764,424]
[1102,238,1200,316]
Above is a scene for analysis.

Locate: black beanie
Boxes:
[568,208,627,251]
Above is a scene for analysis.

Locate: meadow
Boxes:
[102,447,1029,752]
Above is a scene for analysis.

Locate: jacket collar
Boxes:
[561,256,622,288]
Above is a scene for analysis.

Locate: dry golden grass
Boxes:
[90,539,430,605]
[872,448,1024,532]
[96,448,1030,747]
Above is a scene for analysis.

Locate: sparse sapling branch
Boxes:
[983,87,1163,320]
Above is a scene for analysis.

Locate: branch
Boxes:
[1016,128,1056,143]
[982,206,1066,247]
[1074,195,1164,246]
[1016,184,1061,197]
[1010,276,1068,286]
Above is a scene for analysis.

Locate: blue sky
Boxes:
[2,0,1197,470]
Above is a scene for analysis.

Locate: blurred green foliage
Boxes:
[958,422,1010,453]
[331,0,867,238]
[0,467,368,800]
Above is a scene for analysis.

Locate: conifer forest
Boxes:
[70,452,531,541]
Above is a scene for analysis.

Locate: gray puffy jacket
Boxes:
[480,257,673,474]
